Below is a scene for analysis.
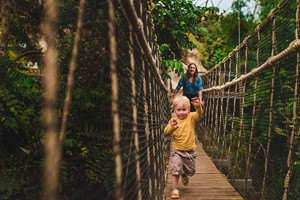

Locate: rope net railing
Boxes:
[111,1,171,199]
[200,0,299,199]
[109,2,171,199]
[18,0,170,199]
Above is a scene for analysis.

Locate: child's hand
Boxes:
[169,118,178,129]
[191,97,201,106]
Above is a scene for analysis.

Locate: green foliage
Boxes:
[58,124,114,199]
[0,168,23,199]
[210,48,228,67]
[57,0,109,88]
[162,59,184,78]
[1,0,112,199]
[290,161,300,199]
[258,0,282,21]
[152,0,214,76]
[0,59,43,199]
[152,0,212,57]
[197,2,258,69]
[6,1,42,55]
[0,61,43,161]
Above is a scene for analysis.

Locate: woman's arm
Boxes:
[173,78,184,97]
[173,88,178,96]
[197,77,204,105]
[198,90,204,105]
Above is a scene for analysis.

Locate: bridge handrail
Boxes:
[203,39,300,92]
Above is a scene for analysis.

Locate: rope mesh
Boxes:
[109,1,171,199]
[200,0,300,199]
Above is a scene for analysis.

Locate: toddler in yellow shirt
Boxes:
[164,95,203,199]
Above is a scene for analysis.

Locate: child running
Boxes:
[164,95,203,199]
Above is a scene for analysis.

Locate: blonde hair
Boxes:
[173,95,190,110]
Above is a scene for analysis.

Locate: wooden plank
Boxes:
[164,143,243,200]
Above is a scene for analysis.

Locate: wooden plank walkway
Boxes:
[165,143,243,200]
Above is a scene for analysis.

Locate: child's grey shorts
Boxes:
[170,148,197,176]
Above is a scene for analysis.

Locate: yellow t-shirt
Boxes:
[164,105,203,151]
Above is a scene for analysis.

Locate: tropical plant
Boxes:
[151,0,218,76]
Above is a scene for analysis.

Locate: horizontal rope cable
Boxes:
[203,39,300,92]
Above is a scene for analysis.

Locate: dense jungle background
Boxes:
[1,0,297,199]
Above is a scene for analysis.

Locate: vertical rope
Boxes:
[215,68,220,151]
[144,2,154,196]
[261,16,277,199]
[211,91,217,147]
[151,70,158,195]
[152,78,159,194]
[209,70,216,145]
[218,67,225,160]
[232,82,245,179]
[217,91,223,158]
[282,0,299,198]
[129,27,142,200]
[136,2,143,198]
[282,44,299,200]
[216,68,222,147]
[244,30,260,194]
[108,1,122,199]
[219,64,226,159]
[217,65,225,151]
[228,55,238,177]
[203,92,208,144]
[41,0,59,199]
[207,92,213,147]
[245,78,258,194]
[235,55,246,175]
[144,10,152,189]
[59,0,85,145]
[218,74,224,145]
[203,90,209,127]
[122,28,136,192]
[151,83,158,198]
[143,62,152,198]
[221,61,230,157]
[228,57,237,156]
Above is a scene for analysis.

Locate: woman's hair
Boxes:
[173,95,190,110]
[185,63,198,83]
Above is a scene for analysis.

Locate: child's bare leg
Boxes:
[172,175,180,190]
[171,175,180,199]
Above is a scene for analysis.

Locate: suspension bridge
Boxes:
[3,0,299,199]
